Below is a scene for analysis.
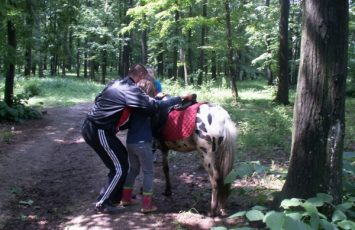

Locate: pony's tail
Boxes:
[216,114,237,209]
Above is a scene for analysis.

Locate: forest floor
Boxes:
[0,103,284,230]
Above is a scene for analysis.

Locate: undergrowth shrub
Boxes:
[24,83,42,97]
[215,194,355,230]
[0,94,42,122]
[218,153,355,230]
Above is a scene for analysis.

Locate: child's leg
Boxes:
[121,144,142,205]
[136,142,155,193]
[125,144,141,188]
[135,142,157,213]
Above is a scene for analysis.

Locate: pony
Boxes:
[138,79,238,216]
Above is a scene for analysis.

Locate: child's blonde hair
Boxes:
[137,79,156,97]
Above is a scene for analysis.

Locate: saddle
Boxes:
[152,94,199,141]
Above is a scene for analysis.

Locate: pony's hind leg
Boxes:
[203,156,221,217]
[161,148,172,196]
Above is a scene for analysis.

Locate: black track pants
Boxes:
[81,118,128,206]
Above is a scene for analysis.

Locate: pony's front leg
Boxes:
[162,150,172,196]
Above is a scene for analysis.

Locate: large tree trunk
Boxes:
[224,0,238,99]
[280,0,348,204]
[275,0,290,105]
[4,20,17,107]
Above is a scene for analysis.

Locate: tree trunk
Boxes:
[89,59,95,80]
[157,44,164,76]
[224,0,238,99]
[68,28,73,70]
[84,39,88,78]
[266,65,273,85]
[198,0,207,85]
[187,6,193,83]
[62,59,66,76]
[122,36,131,77]
[24,48,32,76]
[265,0,273,85]
[76,39,80,78]
[4,20,17,107]
[101,49,107,84]
[275,0,290,105]
[141,28,148,65]
[24,0,34,77]
[43,54,47,70]
[179,48,188,85]
[38,52,44,78]
[62,28,69,76]
[121,0,132,77]
[31,57,36,75]
[171,9,179,80]
[279,0,348,204]
[211,51,217,81]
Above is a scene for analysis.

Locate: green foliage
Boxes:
[348,3,355,95]
[0,94,42,122]
[221,193,355,230]
[345,98,355,151]
[23,82,42,97]
[342,152,355,194]
[13,77,104,107]
[221,151,354,229]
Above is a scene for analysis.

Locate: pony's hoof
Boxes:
[208,210,217,217]
[220,208,228,217]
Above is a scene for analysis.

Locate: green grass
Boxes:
[16,76,104,107]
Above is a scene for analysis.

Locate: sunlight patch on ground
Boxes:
[173,211,215,229]
[64,214,113,230]
[239,89,273,101]
[233,174,284,191]
[74,137,85,143]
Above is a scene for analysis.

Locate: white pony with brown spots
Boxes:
[138,79,237,217]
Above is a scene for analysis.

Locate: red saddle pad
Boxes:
[162,103,202,141]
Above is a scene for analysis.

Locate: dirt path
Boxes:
[0,104,240,230]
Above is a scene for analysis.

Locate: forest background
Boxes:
[0,0,354,229]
